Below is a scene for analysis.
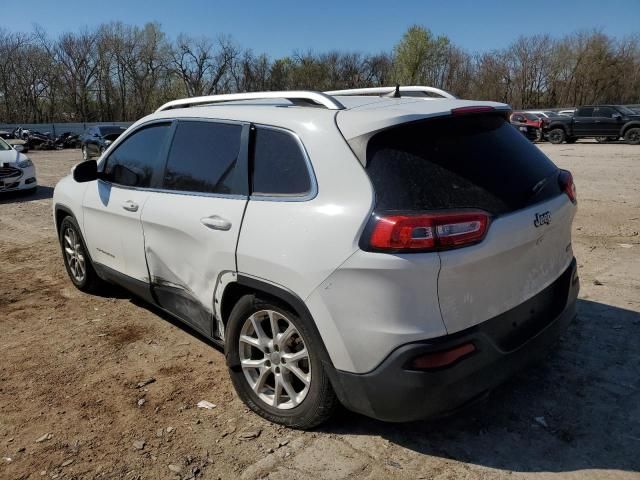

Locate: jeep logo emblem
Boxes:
[534,211,551,227]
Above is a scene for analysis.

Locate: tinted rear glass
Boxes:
[251,127,311,196]
[163,121,242,194]
[366,114,559,215]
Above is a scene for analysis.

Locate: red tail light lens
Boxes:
[558,169,577,204]
[367,211,490,252]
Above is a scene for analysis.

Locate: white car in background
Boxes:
[53,87,579,428]
[0,138,37,193]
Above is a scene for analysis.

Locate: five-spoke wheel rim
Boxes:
[63,226,86,283]
[239,310,311,410]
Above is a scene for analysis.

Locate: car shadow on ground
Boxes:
[319,299,640,474]
[112,292,640,474]
[0,185,53,203]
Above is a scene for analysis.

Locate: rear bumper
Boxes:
[330,258,579,422]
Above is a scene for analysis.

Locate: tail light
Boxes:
[558,169,577,204]
[364,210,490,253]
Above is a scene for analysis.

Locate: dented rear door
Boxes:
[140,119,249,337]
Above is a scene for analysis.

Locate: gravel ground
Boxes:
[1,141,639,479]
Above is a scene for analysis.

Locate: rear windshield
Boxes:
[366,114,559,215]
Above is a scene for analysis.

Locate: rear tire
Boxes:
[548,128,566,144]
[225,294,338,429]
[624,127,640,145]
[59,216,103,293]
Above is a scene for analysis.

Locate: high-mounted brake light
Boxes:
[451,106,495,115]
[367,211,490,252]
[558,169,577,204]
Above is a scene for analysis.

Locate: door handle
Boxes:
[201,215,232,231]
[122,200,139,212]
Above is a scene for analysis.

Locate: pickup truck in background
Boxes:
[544,105,640,145]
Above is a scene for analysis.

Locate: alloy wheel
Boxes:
[238,310,311,410]
[63,226,86,283]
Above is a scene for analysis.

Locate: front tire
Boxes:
[624,127,640,145]
[59,216,103,293]
[225,294,338,429]
[548,128,566,144]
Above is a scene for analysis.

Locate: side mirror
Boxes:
[73,159,98,183]
[612,113,622,121]
[13,144,24,152]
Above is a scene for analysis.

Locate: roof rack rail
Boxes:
[325,86,457,99]
[156,91,346,112]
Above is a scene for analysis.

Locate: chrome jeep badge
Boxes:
[534,211,551,227]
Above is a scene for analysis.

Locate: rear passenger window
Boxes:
[163,121,242,194]
[104,123,170,188]
[576,107,594,117]
[252,127,311,196]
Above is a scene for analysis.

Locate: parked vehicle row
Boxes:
[544,105,640,145]
[54,87,579,428]
[0,127,81,151]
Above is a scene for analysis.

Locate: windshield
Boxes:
[544,111,563,118]
[98,126,126,136]
[0,137,12,151]
[616,106,636,115]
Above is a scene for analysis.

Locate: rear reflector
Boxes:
[451,106,495,115]
[367,210,490,252]
[558,169,577,204]
[409,343,476,370]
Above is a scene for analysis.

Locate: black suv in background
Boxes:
[80,126,126,160]
[544,105,640,144]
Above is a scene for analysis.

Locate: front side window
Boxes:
[251,127,311,196]
[594,107,616,117]
[103,123,171,188]
[163,121,243,194]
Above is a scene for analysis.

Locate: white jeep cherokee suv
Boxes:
[53,87,579,428]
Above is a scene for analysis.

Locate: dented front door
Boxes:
[140,192,247,336]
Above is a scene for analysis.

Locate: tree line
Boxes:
[1,23,638,123]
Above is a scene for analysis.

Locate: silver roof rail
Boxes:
[156,91,346,112]
[325,86,457,99]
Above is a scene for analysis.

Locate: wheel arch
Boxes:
[548,122,568,133]
[220,275,336,368]
[54,204,76,236]
[621,122,640,136]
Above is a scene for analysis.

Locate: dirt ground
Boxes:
[1,142,639,480]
